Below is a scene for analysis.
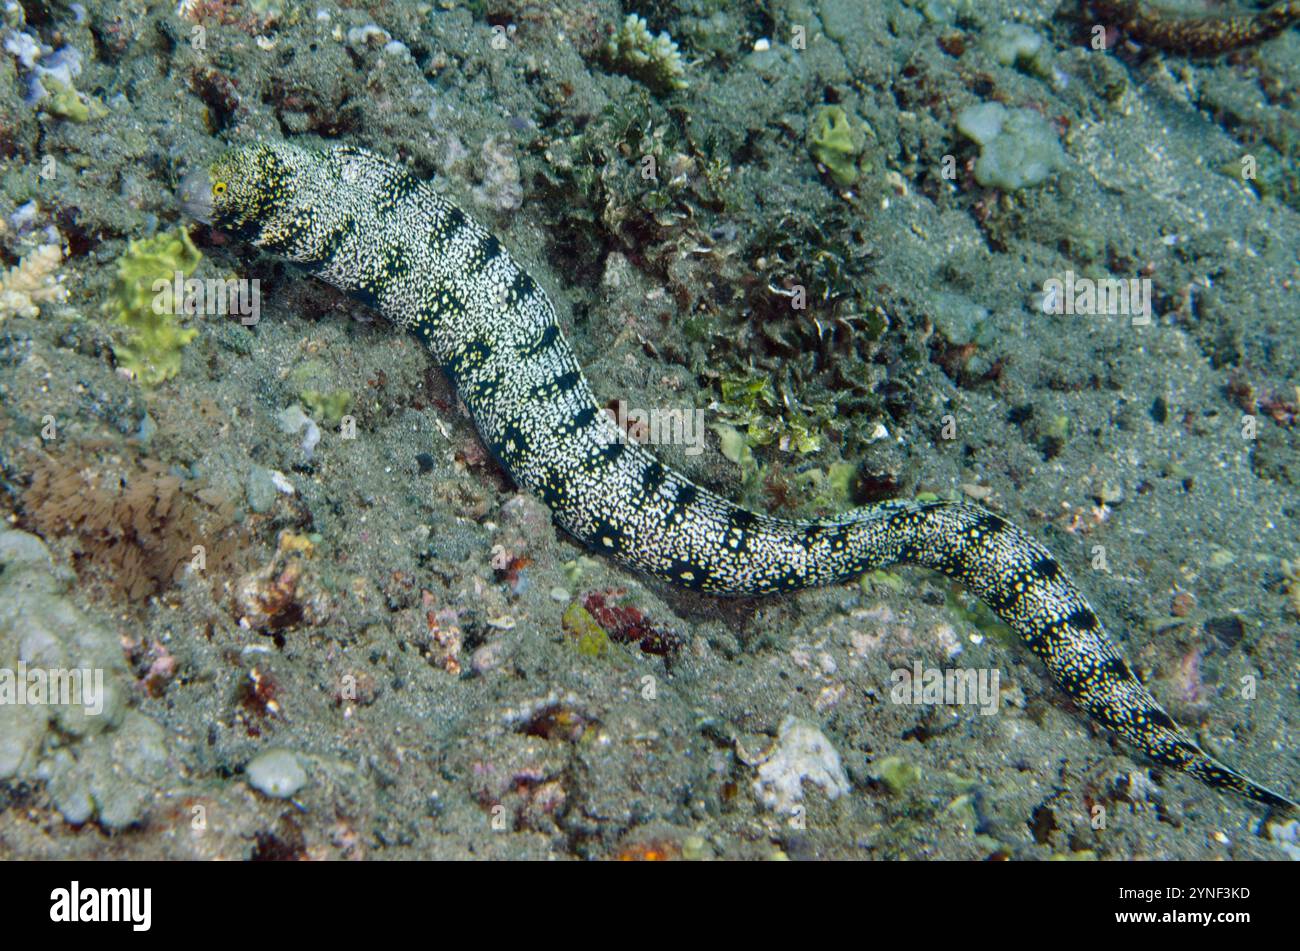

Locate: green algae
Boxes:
[43,77,107,123]
[105,228,202,386]
[301,388,352,426]
[807,106,863,187]
[945,589,1015,647]
[860,569,906,594]
[873,755,922,795]
[717,370,825,454]
[562,600,611,659]
[794,461,856,510]
[287,360,353,426]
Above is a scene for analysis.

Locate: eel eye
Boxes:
[213,181,228,197]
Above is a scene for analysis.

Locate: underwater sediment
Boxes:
[0,0,1297,860]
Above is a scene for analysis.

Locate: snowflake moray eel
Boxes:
[179,141,1295,811]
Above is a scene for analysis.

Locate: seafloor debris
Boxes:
[1281,560,1300,619]
[236,532,330,633]
[470,134,524,213]
[503,693,599,744]
[565,588,684,657]
[614,838,681,861]
[245,748,308,799]
[236,664,282,728]
[423,594,463,675]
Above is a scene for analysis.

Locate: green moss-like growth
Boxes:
[808,106,863,187]
[712,372,863,515]
[860,569,905,594]
[301,388,352,427]
[707,202,906,462]
[718,370,826,454]
[873,755,922,795]
[106,228,201,386]
[288,359,354,427]
[794,460,856,510]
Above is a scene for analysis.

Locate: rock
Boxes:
[0,703,46,779]
[137,412,157,445]
[984,24,1050,75]
[681,834,712,860]
[930,289,992,346]
[957,102,1067,190]
[872,755,923,796]
[469,640,506,675]
[41,711,167,830]
[0,526,61,591]
[45,750,95,826]
[1267,820,1300,861]
[93,711,166,830]
[956,101,1008,147]
[752,715,851,812]
[0,527,168,825]
[246,749,308,798]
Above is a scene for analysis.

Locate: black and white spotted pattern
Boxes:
[195,141,1295,811]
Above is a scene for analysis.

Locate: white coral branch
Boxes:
[0,239,68,320]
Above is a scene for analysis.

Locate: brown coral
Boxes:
[21,445,244,603]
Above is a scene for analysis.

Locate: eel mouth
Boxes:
[177,167,213,223]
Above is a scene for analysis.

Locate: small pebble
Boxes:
[470,641,504,675]
[246,465,279,514]
[246,749,308,798]
[682,834,712,860]
[136,412,157,445]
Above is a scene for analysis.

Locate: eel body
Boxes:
[179,142,1295,811]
